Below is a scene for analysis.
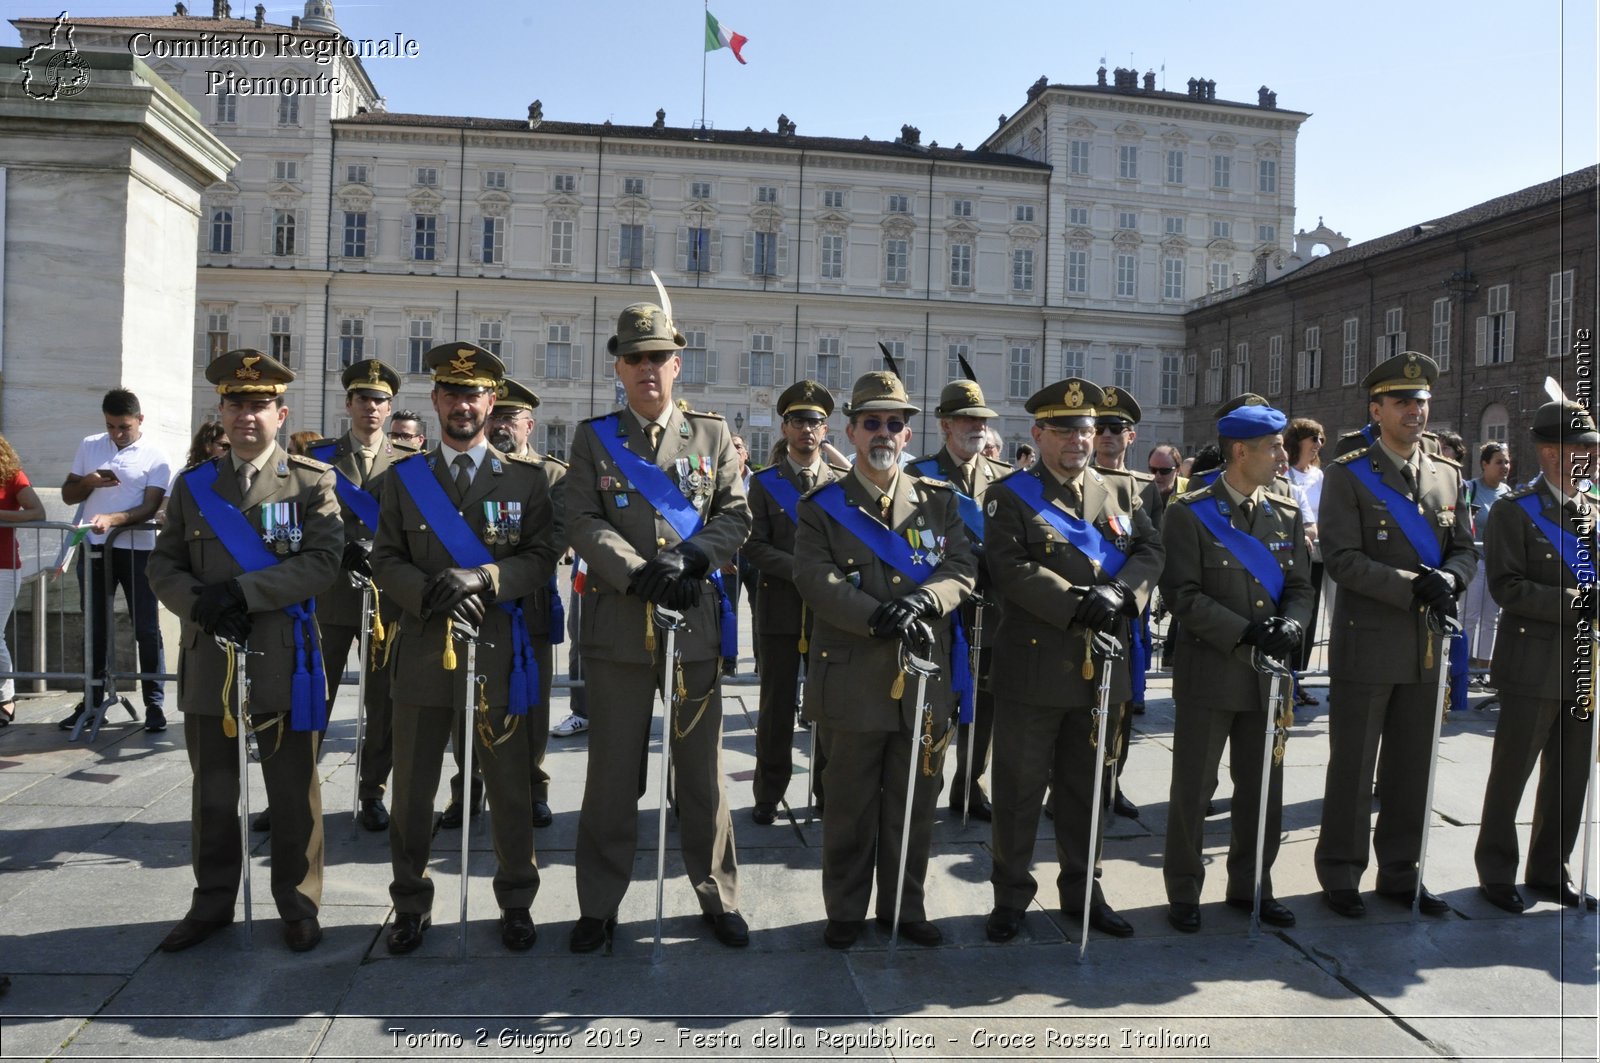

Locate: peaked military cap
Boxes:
[935,378,996,419]
[777,379,835,419]
[844,371,919,416]
[341,358,400,398]
[1214,392,1269,420]
[1026,377,1104,425]
[424,342,504,391]
[208,348,293,396]
[1363,351,1438,399]
[1095,384,1142,426]
[607,302,687,358]
[1531,399,1600,444]
[494,377,540,412]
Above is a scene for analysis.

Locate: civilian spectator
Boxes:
[388,411,427,449]
[1012,443,1035,470]
[288,430,320,456]
[184,422,230,467]
[1463,443,1514,685]
[0,433,45,726]
[981,427,1004,461]
[1284,418,1326,704]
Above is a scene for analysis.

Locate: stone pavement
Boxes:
[0,611,1596,1061]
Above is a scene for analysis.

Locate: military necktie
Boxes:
[1401,462,1420,501]
[237,462,256,499]
[1239,497,1256,530]
[799,468,816,494]
[452,453,473,501]
[646,423,663,456]
[878,493,892,524]
[355,447,372,482]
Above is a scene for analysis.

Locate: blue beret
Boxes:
[1217,404,1288,439]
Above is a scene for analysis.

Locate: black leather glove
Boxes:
[1074,583,1127,634]
[901,618,936,655]
[1411,568,1458,612]
[1260,616,1303,660]
[869,599,904,638]
[632,550,692,605]
[869,592,934,638]
[192,578,248,635]
[672,540,711,580]
[665,576,703,611]
[214,609,253,644]
[342,540,373,580]
[422,567,491,618]
[448,591,487,629]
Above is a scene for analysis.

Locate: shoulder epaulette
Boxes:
[543,454,570,471]
[288,452,332,472]
[389,439,421,454]
[579,412,614,425]
[505,452,541,465]
[1175,481,1216,505]
[684,408,725,420]
[1264,488,1299,510]
[1504,484,1540,501]
[1428,451,1463,471]
[912,473,954,491]
[1333,447,1368,465]
[309,436,339,450]
[1094,466,1138,483]
[826,460,852,474]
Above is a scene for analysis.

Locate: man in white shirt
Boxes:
[59,389,174,732]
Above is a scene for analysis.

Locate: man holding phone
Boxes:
[60,388,174,733]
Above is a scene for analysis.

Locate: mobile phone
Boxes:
[96,468,120,484]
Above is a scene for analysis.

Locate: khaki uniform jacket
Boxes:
[1487,481,1590,702]
[564,407,751,664]
[370,445,560,708]
[986,465,1165,707]
[515,448,568,640]
[793,470,977,733]
[1320,445,1478,685]
[745,458,850,638]
[310,431,415,630]
[147,447,343,716]
[1160,480,1315,712]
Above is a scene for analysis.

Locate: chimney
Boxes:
[1187,77,1198,97]
[254,4,264,27]
[291,15,300,29]
[212,0,230,18]
[1143,70,1155,91]
[174,2,187,14]
[527,99,543,129]
[1097,65,1107,86]
[899,124,921,146]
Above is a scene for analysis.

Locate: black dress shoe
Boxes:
[251,807,271,832]
[530,801,553,829]
[751,802,777,826]
[159,915,231,953]
[569,915,616,954]
[57,703,85,731]
[1167,902,1201,933]
[1324,889,1366,918]
[823,919,862,949]
[950,791,993,822]
[144,707,167,733]
[386,912,430,954]
[358,798,389,832]
[1525,879,1598,910]
[1227,896,1296,927]
[875,915,942,946]
[1479,883,1526,913]
[1111,791,1141,819]
[1068,902,1134,938]
[500,908,537,950]
[1378,886,1449,915]
[703,910,750,947]
[986,905,1025,942]
[1131,701,1147,716]
[282,917,322,952]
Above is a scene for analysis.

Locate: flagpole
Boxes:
[700,0,708,129]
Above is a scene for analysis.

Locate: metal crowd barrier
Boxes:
[0,520,96,726]
[96,522,178,736]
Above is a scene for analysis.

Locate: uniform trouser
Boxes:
[754,632,813,805]
[991,697,1123,912]
[575,657,737,919]
[1163,701,1283,904]
[183,712,321,922]
[450,638,555,805]
[320,623,394,800]
[388,698,539,915]
[1475,694,1594,888]
[821,722,947,922]
[1314,678,1439,893]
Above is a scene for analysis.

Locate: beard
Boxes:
[866,443,897,471]
[444,409,486,442]
[489,424,516,452]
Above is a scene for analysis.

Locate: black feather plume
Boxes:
[877,341,901,380]
[956,352,977,382]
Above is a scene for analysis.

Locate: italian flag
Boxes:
[705,10,748,64]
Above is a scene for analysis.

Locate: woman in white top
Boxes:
[1462,442,1514,678]
[1283,418,1325,705]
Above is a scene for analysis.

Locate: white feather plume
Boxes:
[649,270,673,326]
[1544,375,1568,404]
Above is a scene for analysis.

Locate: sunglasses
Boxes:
[1095,423,1130,435]
[1149,466,1176,475]
[785,415,825,428]
[389,431,419,442]
[620,351,675,366]
[859,416,906,434]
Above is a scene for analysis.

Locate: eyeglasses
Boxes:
[858,416,906,434]
[620,351,675,366]
[1148,466,1176,475]
[1095,424,1129,436]
[389,431,420,442]
[784,415,825,429]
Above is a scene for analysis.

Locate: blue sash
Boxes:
[1188,493,1287,603]
[810,481,974,723]
[1344,458,1442,568]
[307,442,379,535]
[545,577,565,646]
[911,457,984,540]
[1517,494,1595,585]
[751,466,801,525]
[183,461,327,732]
[390,454,539,716]
[590,415,737,659]
[998,469,1129,578]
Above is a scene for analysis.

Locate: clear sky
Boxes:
[12,1,1597,244]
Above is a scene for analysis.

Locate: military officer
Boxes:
[146,350,342,953]
[1160,401,1313,932]
[745,379,849,825]
[1314,352,1478,917]
[908,376,1010,822]
[371,343,561,954]
[439,377,567,830]
[307,358,415,832]
[1475,400,1598,912]
[984,378,1164,943]
[792,372,977,949]
[564,300,751,953]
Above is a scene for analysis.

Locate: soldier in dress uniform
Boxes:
[564,300,752,953]
[792,372,976,949]
[147,349,342,953]
[439,377,567,830]
[983,378,1164,944]
[307,358,415,832]
[1160,401,1313,932]
[908,377,1010,822]
[745,379,849,825]
[371,343,562,954]
[1474,400,1598,912]
[1314,351,1477,918]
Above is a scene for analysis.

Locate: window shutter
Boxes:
[571,342,583,380]
[743,230,756,275]
[1295,351,1307,391]
[607,228,621,269]
[1503,312,1515,361]
[467,214,482,263]
[676,227,689,271]
[840,355,852,384]
[805,351,818,377]
[1396,330,1406,354]
[296,210,308,256]
[367,210,380,256]
[437,214,449,262]
[709,229,723,272]
[260,208,274,254]
[739,348,750,385]
[706,346,718,383]
[777,232,790,277]
[644,225,657,269]
[1475,316,1487,366]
